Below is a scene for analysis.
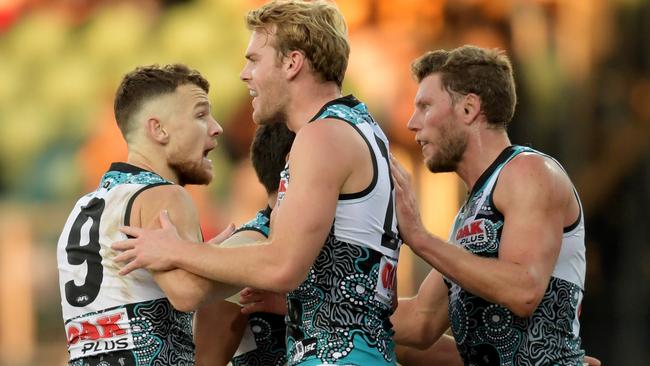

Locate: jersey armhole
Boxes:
[123,182,173,237]
[317,116,378,200]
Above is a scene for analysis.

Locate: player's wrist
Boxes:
[404,225,430,253]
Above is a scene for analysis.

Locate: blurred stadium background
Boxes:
[0,0,648,364]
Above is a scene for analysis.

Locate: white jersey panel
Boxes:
[333,121,399,259]
[552,199,587,288]
[58,183,165,321]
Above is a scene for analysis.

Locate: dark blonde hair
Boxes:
[114,64,209,138]
[412,45,516,128]
[246,0,349,87]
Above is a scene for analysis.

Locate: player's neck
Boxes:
[285,81,341,133]
[126,149,179,184]
[457,129,511,192]
[267,191,278,208]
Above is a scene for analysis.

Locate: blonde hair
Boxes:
[246,0,349,87]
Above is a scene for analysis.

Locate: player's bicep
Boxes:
[496,156,568,282]
[270,125,350,268]
[138,185,202,241]
[133,185,217,309]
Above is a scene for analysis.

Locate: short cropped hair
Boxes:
[411,45,517,128]
[250,123,296,194]
[246,0,349,87]
[114,64,209,138]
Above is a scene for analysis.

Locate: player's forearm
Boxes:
[396,334,463,366]
[392,298,447,349]
[171,241,299,292]
[410,234,546,317]
[155,268,240,312]
[392,299,429,348]
[195,300,247,365]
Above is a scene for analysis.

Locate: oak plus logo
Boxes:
[65,308,134,360]
[454,219,500,254]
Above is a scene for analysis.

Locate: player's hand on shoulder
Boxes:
[206,223,236,246]
[113,210,186,275]
[389,154,428,253]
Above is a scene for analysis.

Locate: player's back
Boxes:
[57,163,194,366]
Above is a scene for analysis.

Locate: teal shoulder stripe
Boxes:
[100,170,170,191]
[316,103,370,125]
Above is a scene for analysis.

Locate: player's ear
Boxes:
[284,50,306,81]
[146,118,169,144]
[461,93,481,124]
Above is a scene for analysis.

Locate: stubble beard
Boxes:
[168,156,212,186]
[426,123,468,173]
[254,106,287,126]
[253,77,289,126]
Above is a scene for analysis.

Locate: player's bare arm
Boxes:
[391,153,574,317]
[113,119,366,292]
[194,229,266,366]
[395,334,462,366]
[391,269,449,349]
[131,184,240,311]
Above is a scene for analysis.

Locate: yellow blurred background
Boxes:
[0,0,648,364]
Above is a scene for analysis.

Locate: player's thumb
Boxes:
[208,223,236,245]
[159,210,172,228]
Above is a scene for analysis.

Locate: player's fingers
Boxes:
[389,162,406,190]
[389,154,405,177]
[390,155,412,185]
[113,250,135,263]
[208,223,236,245]
[112,239,136,251]
[119,225,142,238]
[240,302,265,315]
[239,291,264,304]
[117,259,139,276]
[159,210,172,229]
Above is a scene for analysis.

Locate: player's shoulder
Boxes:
[136,183,193,208]
[498,151,573,204]
[503,151,568,184]
[293,118,364,156]
[131,184,199,228]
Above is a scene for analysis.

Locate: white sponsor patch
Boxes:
[65,307,134,360]
[374,255,397,306]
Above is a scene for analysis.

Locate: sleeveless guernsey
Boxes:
[57,163,194,366]
[278,95,402,365]
[447,146,586,365]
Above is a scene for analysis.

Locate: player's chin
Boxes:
[198,167,214,184]
[180,167,213,186]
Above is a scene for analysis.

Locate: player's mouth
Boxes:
[203,145,215,164]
